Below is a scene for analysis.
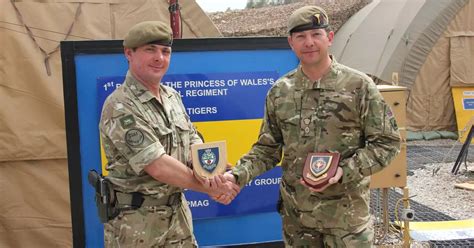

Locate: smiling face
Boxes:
[125,44,171,85]
[288,28,334,68]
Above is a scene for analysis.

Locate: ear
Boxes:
[124,48,132,61]
[327,31,335,46]
[287,35,294,50]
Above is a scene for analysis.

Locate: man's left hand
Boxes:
[300,167,343,192]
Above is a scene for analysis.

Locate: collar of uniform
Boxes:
[294,65,312,90]
[320,56,339,90]
[295,55,339,90]
[124,71,171,103]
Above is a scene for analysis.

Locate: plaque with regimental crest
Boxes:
[302,152,340,189]
[191,141,227,179]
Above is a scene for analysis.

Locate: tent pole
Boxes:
[169,0,182,38]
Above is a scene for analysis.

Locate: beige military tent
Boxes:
[0,0,220,246]
[330,0,474,131]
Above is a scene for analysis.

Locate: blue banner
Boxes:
[97,72,282,220]
[97,71,278,122]
[97,76,123,117]
[73,47,298,247]
[185,167,282,219]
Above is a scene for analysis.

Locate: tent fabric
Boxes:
[0,159,71,247]
[450,35,474,86]
[332,0,426,81]
[0,1,111,162]
[331,0,469,86]
[0,0,220,246]
[409,33,456,131]
[112,0,221,39]
[399,0,469,89]
[446,0,474,87]
[0,0,220,162]
[331,0,473,131]
[408,0,474,130]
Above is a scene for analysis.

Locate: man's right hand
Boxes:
[207,172,239,205]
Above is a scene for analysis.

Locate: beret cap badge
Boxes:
[288,6,330,33]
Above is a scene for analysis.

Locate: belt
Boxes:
[115,191,181,209]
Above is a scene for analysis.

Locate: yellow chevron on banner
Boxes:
[101,119,263,174]
[194,119,262,165]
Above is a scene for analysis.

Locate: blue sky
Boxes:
[196,0,247,12]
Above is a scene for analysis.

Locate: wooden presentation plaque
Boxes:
[191,141,227,179]
[302,152,340,189]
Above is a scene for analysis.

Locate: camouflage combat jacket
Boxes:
[231,59,401,228]
[99,71,202,197]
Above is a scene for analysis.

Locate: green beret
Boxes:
[288,6,330,33]
[123,21,173,48]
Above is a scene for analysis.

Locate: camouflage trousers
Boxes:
[279,186,374,248]
[281,212,374,248]
[104,198,196,248]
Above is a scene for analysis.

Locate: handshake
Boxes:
[195,170,240,205]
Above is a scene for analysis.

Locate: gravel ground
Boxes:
[404,162,474,220]
[403,139,474,221]
[374,139,474,247]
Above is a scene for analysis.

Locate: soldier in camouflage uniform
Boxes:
[220,6,401,247]
[99,21,239,247]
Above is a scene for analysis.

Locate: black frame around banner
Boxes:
[60,37,289,248]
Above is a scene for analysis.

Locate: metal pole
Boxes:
[403,187,411,248]
[452,125,473,174]
[382,188,389,236]
[169,0,181,38]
